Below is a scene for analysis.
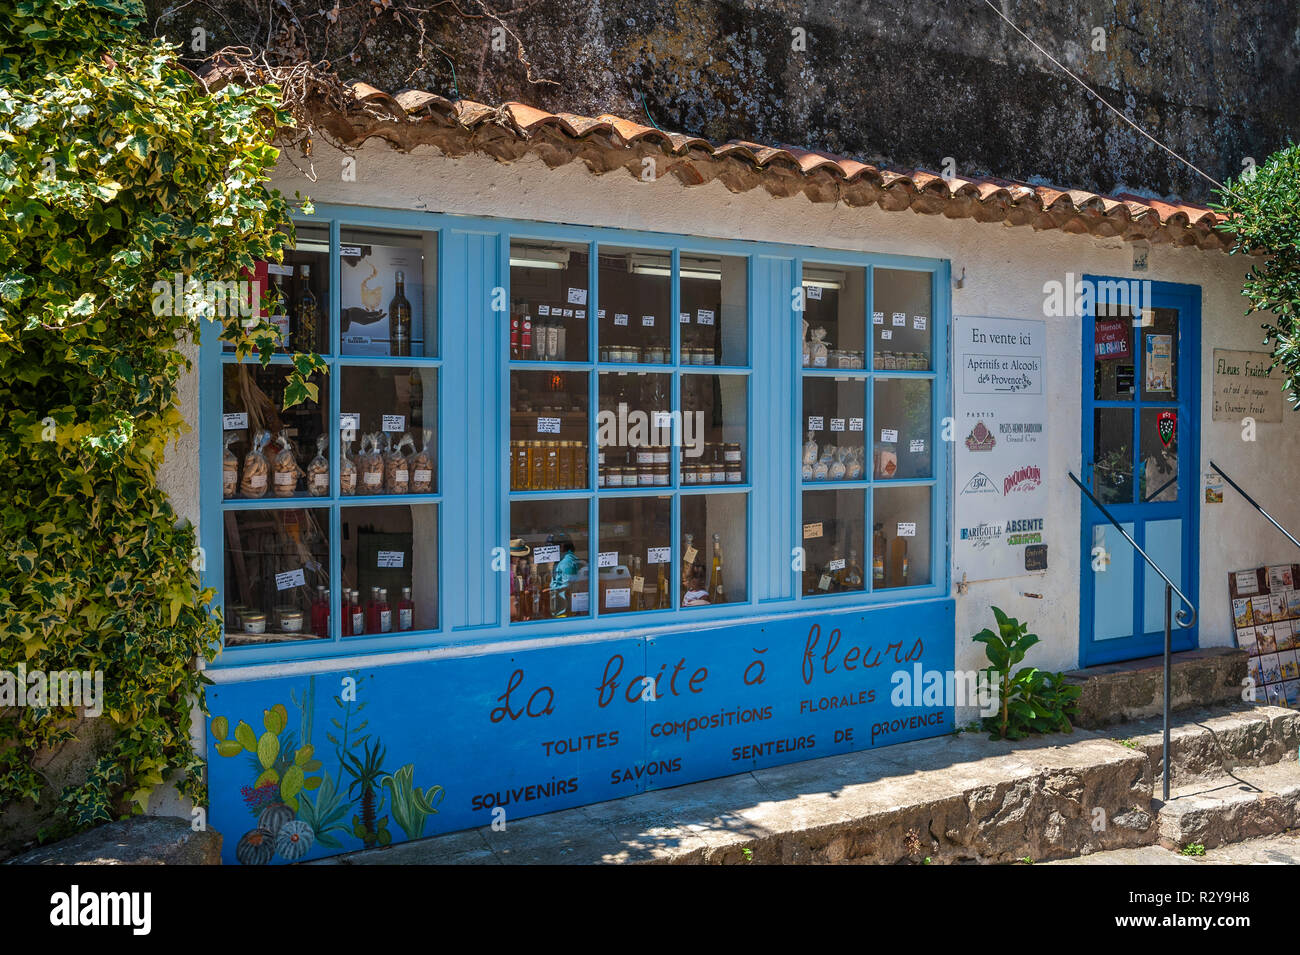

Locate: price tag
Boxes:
[684,546,698,565]
[563,309,574,318]
[631,576,645,594]
[377,550,405,569]
[575,309,586,320]
[697,309,715,325]
[605,587,631,608]
[803,522,823,540]
[818,572,832,590]
[567,287,588,305]
[881,429,899,443]
[571,591,590,613]
[913,316,927,330]
[849,417,864,431]
[268,263,294,277]
[897,522,917,537]
[806,285,823,300]
[647,546,670,564]
[537,417,561,434]
[892,312,906,326]
[339,245,363,257]
[641,314,656,327]
[413,468,432,483]
[813,355,827,367]
[222,412,248,430]
[808,416,824,431]
[615,313,629,326]
[652,411,673,429]
[909,439,925,453]
[873,311,885,325]
[533,544,561,565]
[830,418,845,432]
[680,312,691,324]
[881,329,893,340]
[828,558,846,571]
[339,413,360,433]
[275,568,306,591]
[598,551,619,568]
[598,309,606,319]
[538,305,551,316]
[382,414,405,433]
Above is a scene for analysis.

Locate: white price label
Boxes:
[803,522,823,540]
[813,355,827,367]
[413,468,432,483]
[571,591,590,613]
[223,412,248,430]
[275,568,306,591]
[382,414,406,433]
[909,439,925,453]
[537,305,550,316]
[849,417,864,431]
[897,522,917,538]
[828,558,846,571]
[680,312,691,324]
[818,573,832,590]
[567,287,588,305]
[615,313,629,326]
[267,263,294,277]
[684,546,698,565]
[873,311,885,325]
[377,550,405,569]
[697,309,715,325]
[881,429,899,443]
[913,316,927,330]
[605,587,631,608]
[536,417,561,434]
[641,314,656,327]
[808,416,824,431]
[631,576,645,594]
[533,544,561,565]
[806,285,823,300]
[575,309,586,320]
[339,245,363,257]
[598,551,619,568]
[652,411,673,429]
[563,309,574,318]
[892,312,907,326]
[647,546,670,564]
[830,418,845,432]
[597,309,606,319]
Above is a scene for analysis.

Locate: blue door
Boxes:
[1080,278,1199,666]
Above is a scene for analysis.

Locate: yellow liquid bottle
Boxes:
[709,533,725,604]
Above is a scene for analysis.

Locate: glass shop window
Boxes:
[598,245,671,364]
[339,228,437,357]
[510,240,590,363]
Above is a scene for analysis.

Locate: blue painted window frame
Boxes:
[200,205,951,667]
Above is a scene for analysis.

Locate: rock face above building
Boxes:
[173,0,1297,204]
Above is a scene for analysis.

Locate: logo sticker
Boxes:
[1157,410,1176,447]
[960,471,1001,495]
[964,420,997,452]
[1002,465,1042,495]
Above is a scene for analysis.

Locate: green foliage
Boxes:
[1180,843,1206,857]
[973,607,1080,741]
[1214,144,1300,408]
[381,763,444,841]
[0,0,313,835]
[210,704,322,811]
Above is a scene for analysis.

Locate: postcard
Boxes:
[1268,564,1295,592]
[1233,597,1253,629]
[1251,594,1273,624]
[1255,623,1277,655]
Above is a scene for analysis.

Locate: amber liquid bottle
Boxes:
[681,534,695,602]
[656,558,669,609]
[872,522,887,585]
[709,533,725,604]
[389,269,412,356]
[295,264,318,353]
[630,556,643,612]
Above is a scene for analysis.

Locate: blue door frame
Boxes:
[1079,277,1200,667]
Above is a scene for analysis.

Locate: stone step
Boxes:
[1100,704,1300,788]
[1155,761,1300,850]
[1064,648,1247,729]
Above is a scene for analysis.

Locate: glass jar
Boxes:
[652,445,670,466]
[638,463,654,487]
[599,345,610,363]
[682,463,698,485]
[606,465,623,488]
[280,609,304,633]
[652,463,669,486]
[636,447,655,467]
[726,462,743,483]
[242,611,267,635]
[710,458,727,484]
[723,442,742,465]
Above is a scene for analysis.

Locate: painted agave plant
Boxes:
[295,773,351,849]
[381,764,445,841]
[341,739,390,849]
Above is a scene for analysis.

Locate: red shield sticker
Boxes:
[1157,410,1176,447]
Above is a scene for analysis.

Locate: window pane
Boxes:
[597,371,671,488]
[510,499,591,621]
[802,377,866,482]
[228,224,329,354]
[1094,312,1136,400]
[511,370,589,490]
[511,240,590,362]
[873,378,933,480]
[222,365,328,500]
[1139,307,1179,401]
[340,367,438,496]
[223,508,329,647]
[801,490,865,596]
[681,373,748,486]
[1139,407,1178,502]
[1094,407,1133,504]
[682,494,747,606]
[802,264,865,368]
[598,496,672,614]
[340,228,437,357]
[341,504,438,636]
[598,246,671,364]
[873,486,932,588]
[679,253,747,366]
[873,268,931,371]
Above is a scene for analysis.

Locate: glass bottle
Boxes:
[630,555,643,612]
[398,586,414,631]
[557,440,573,489]
[656,557,670,609]
[544,441,560,489]
[900,541,910,586]
[389,269,412,357]
[349,590,364,637]
[538,567,551,617]
[709,533,725,604]
[267,271,290,350]
[294,264,318,353]
[516,561,531,622]
[377,587,392,634]
[311,585,329,636]
[573,442,588,489]
[340,589,352,637]
[681,533,696,601]
[872,522,887,585]
[843,549,864,591]
[365,586,381,635]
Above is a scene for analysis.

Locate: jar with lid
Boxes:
[710,454,727,484]
[280,609,304,634]
[725,462,742,483]
[682,463,698,485]
[242,611,266,635]
[723,442,742,466]
[652,445,670,466]
[652,463,669,486]
[606,464,623,488]
[637,461,654,486]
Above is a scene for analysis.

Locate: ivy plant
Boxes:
[0,0,317,839]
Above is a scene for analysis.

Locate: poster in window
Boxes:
[340,244,425,357]
[1144,334,1173,392]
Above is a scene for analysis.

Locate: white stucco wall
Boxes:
[164,138,1297,688]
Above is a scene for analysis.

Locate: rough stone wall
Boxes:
[164,0,1298,203]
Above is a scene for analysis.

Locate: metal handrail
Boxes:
[1209,460,1300,551]
[1069,470,1197,800]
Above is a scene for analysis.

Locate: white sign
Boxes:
[275,568,306,591]
[954,315,1048,582]
[377,550,405,569]
[849,417,863,432]
[808,416,824,431]
[913,316,928,330]
[605,587,631,608]
[647,546,671,564]
[567,287,588,305]
[802,522,823,540]
[382,414,406,433]
[830,418,845,432]
[537,417,561,434]
[339,413,360,433]
[641,315,656,327]
[533,544,561,565]
[806,285,823,300]
[892,312,906,327]
[680,312,691,324]
[615,313,629,326]
[881,329,893,340]
[880,429,898,443]
[222,412,248,430]
[872,312,884,325]
[697,309,715,326]
[897,522,917,538]
[598,551,619,568]
[1212,349,1283,422]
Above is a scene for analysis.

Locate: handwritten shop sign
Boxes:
[206,599,955,864]
[1212,349,1284,422]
